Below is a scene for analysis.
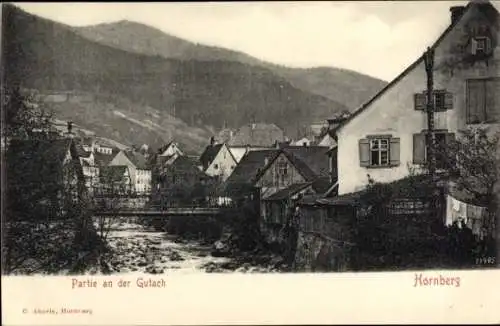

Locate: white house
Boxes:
[333,0,500,196]
[109,150,151,194]
[200,141,238,182]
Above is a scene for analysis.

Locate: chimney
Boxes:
[450,6,466,25]
[245,144,250,154]
[264,157,269,166]
[66,121,75,138]
[251,123,256,130]
[210,136,215,146]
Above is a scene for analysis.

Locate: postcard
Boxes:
[2,1,500,325]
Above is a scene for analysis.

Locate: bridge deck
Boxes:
[93,207,227,217]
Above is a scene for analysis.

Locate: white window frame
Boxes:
[369,138,390,167]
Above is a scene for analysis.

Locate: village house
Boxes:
[331,0,499,199]
[224,149,281,199]
[158,141,184,157]
[6,138,86,218]
[152,155,210,207]
[199,137,238,182]
[94,139,114,155]
[75,145,99,194]
[255,146,335,232]
[108,150,152,194]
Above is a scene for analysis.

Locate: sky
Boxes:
[13,1,489,82]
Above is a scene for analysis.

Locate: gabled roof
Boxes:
[123,150,149,170]
[199,143,237,170]
[158,141,183,156]
[332,0,499,135]
[165,155,207,178]
[99,165,129,182]
[94,150,118,166]
[253,146,330,183]
[224,149,280,188]
[228,123,286,147]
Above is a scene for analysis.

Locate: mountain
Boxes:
[3,5,352,153]
[74,20,387,110]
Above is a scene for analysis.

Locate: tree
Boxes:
[2,87,54,141]
[439,128,499,241]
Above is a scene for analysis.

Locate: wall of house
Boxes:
[205,145,237,182]
[318,134,336,148]
[337,5,500,195]
[255,153,307,197]
[109,151,138,191]
[135,169,152,194]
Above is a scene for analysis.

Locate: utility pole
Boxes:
[423,47,436,178]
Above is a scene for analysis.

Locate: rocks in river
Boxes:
[145,265,164,274]
[168,251,184,262]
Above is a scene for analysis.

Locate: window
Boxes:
[214,164,219,170]
[359,136,400,168]
[277,159,288,185]
[470,36,492,56]
[370,138,389,166]
[414,90,453,112]
[413,131,455,170]
[466,78,500,124]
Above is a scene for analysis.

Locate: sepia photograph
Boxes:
[1,0,500,323]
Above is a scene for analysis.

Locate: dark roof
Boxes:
[123,150,149,170]
[94,151,117,166]
[199,144,223,168]
[167,155,206,177]
[311,176,334,194]
[228,123,286,147]
[283,146,330,179]
[99,165,129,182]
[332,1,499,135]
[75,144,91,158]
[263,183,312,201]
[224,149,280,191]
[298,191,362,207]
[158,141,174,154]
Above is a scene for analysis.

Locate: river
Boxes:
[94,219,283,274]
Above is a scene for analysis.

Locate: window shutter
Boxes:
[444,92,453,110]
[471,38,478,55]
[413,133,426,164]
[485,37,492,54]
[467,79,485,124]
[485,79,500,123]
[359,138,370,167]
[414,93,426,110]
[389,138,400,166]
